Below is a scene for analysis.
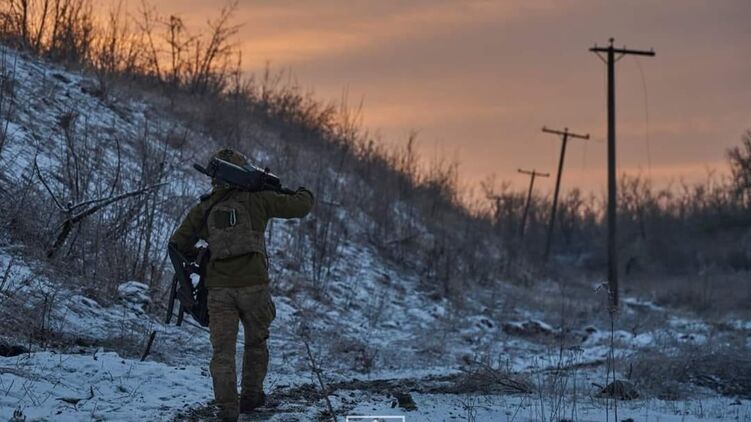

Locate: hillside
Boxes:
[0,46,749,422]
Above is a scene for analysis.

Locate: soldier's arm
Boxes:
[259,188,315,219]
[169,204,205,260]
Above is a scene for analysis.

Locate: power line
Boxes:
[633,56,652,177]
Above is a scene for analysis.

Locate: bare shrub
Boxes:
[728,130,751,207]
[456,359,533,395]
[0,0,243,96]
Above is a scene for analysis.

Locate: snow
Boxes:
[345,393,751,422]
[623,297,665,313]
[0,351,211,421]
[116,282,150,312]
[3,348,749,421]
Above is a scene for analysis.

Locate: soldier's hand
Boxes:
[296,186,314,196]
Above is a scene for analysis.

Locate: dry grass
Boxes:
[627,271,751,319]
[630,342,751,400]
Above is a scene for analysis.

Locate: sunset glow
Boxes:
[158,0,750,193]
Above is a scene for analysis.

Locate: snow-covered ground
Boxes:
[4,351,748,422]
[0,48,749,422]
[2,240,749,421]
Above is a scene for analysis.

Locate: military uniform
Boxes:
[170,149,314,421]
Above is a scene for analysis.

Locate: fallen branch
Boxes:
[46,182,167,258]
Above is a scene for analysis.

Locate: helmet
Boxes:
[211,148,248,167]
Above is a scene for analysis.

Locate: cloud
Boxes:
[233,0,567,67]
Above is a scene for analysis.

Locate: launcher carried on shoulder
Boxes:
[194,157,294,194]
[165,243,210,327]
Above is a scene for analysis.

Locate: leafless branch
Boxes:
[34,154,65,211]
[47,182,167,258]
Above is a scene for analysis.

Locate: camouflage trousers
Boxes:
[207,285,276,418]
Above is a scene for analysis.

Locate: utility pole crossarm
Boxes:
[542,126,590,140]
[590,45,655,56]
[518,168,550,178]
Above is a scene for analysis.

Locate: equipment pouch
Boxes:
[207,196,266,261]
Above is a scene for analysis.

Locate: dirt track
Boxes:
[173,371,533,421]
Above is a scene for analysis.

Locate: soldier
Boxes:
[170,148,314,421]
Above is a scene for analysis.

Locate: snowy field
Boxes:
[1,245,749,421]
[2,347,749,422]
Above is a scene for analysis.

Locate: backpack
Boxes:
[206,194,267,261]
[166,190,266,327]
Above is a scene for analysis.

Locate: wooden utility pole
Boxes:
[517,168,549,238]
[590,38,655,311]
[542,126,590,261]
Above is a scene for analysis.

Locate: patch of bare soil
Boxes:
[173,371,533,421]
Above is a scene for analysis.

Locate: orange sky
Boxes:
[154,0,750,195]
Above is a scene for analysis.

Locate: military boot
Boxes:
[239,391,265,413]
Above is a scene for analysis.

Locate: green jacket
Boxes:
[170,187,314,288]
